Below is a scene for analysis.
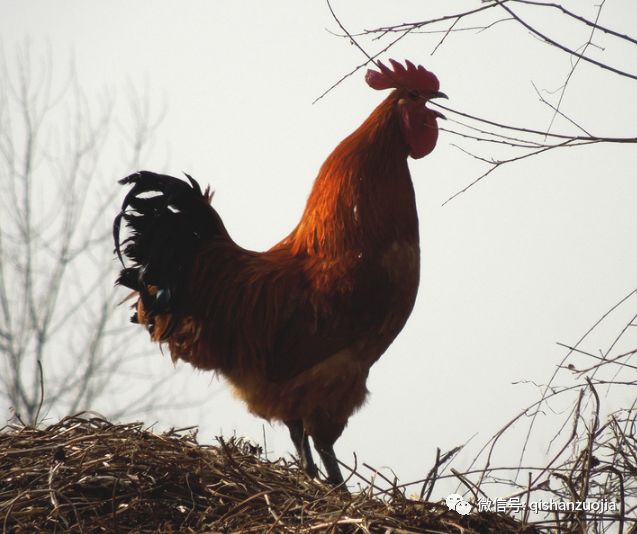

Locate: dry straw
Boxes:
[1,414,537,533]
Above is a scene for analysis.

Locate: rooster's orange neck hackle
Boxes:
[288,59,444,275]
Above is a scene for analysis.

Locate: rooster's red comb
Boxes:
[365,59,439,94]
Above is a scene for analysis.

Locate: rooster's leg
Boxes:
[314,440,344,485]
[286,420,318,478]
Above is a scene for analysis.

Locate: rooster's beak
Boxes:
[429,91,447,120]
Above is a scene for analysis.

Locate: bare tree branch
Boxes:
[321,0,637,203]
[0,44,176,425]
[494,0,637,80]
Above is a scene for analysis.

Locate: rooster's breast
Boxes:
[355,238,420,360]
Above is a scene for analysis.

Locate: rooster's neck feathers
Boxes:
[286,92,418,259]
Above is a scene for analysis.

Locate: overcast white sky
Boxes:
[2,1,636,496]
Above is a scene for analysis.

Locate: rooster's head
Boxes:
[366,59,446,159]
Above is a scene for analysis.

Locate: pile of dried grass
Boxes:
[0,414,537,533]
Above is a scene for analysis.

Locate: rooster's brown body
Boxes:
[114,59,445,484]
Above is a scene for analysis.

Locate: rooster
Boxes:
[114,59,445,485]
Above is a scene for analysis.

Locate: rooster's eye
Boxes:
[408,90,419,100]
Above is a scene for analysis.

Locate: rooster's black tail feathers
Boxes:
[113,171,225,338]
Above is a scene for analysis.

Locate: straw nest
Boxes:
[0,414,538,533]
